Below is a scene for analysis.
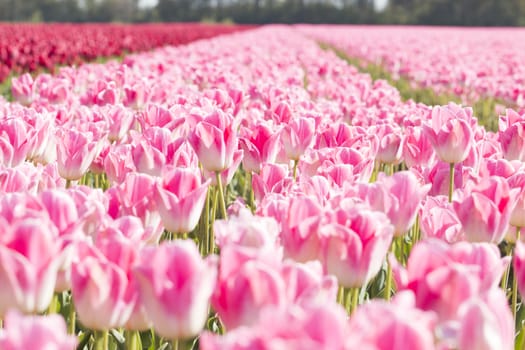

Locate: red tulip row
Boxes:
[0,23,252,83]
[0,25,524,350]
[298,25,525,109]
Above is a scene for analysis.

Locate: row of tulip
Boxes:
[298,25,525,110]
[0,23,251,83]
[0,25,524,349]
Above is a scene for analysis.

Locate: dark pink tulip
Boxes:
[0,310,77,350]
[323,206,394,288]
[154,167,209,234]
[453,176,519,243]
[422,103,474,164]
[55,129,102,181]
[133,240,217,339]
[280,117,316,161]
[347,291,437,350]
[187,111,238,172]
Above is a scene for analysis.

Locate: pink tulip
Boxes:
[280,196,323,262]
[347,291,437,350]
[11,73,33,105]
[201,302,348,350]
[403,125,435,168]
[0,216,62,317]
[374,124,404,165]
[420,196,463,243]
[55,129,102,181]
[323,206,394,288]
[508,172,525,228]
[0,118,32,168]
[457,288,514,350]
[133,240,217,339]
[187,110,238,172]
[358,171,430,236]
[514,241,525,299]
[154,167,209,234]
[0,310,77,350]
[71,242,136,330]
[131,140,166,177]
[393,239,508,321]
[422,103,474,164]
[280,117,316,161]
[499,109,525,161]
[239,123,279,173]
[453,176,519,243]
[252,163,289,202]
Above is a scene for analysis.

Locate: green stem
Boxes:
[125,330,141,350]
[203,187,210,255]
[448,162,455,203]
[514,228,522,322]
[292,159,299,180]
[215,172,228,220]
[369,160,379,183]
[247,171,255,213]
[385,243,395,301]
[65,179,71,189]
[68,298,76,335]
[94,330,109,350]
[47,292,60,314]
[172,339,179,350]
[337,285,345,305]
[346,287,360,314]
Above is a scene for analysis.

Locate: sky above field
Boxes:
[138,0,388,11]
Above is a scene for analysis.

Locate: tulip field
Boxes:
[0,23,525,350]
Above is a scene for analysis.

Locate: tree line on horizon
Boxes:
[1,0,525,26]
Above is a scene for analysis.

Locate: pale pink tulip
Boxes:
[55,129,102,181]
[323,206,394,288]
[423,103,474,164]
[280,117,316,161]
[133,240,217,339]
[154,167,209,234]
[187,111,238,172]
[453,176,519,243]
[0,310,77,350]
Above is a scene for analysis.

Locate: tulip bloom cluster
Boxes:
[298,25,525,110]
[0,25,524,350]
[0,23,251,83]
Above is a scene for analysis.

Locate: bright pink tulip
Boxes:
[280,117,316,161]
[187,111,238,172]
[154,167,209,234]
[323,206,394,288]
[422,103,474,164]
[133,240,217,339]
[453,176,519,243]
[0,310,77,350]
[457,288,514,350]
[55,129,102,181]
[347,291,437,350]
